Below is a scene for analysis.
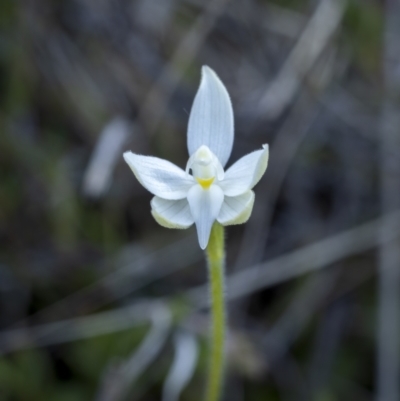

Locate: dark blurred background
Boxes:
[1,0,400,400]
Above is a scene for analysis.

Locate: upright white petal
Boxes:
[187,66,234,167]
[187,184,224,249]
[151,197,194,229]
[124,152,194,200]
[217,191,255,226]
[219,145,269,197]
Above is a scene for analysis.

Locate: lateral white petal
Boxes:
[187,66,234,167]
[151,197,194,229]
[217,190,255,226]
[187,184,224,249]
[219,145,269,197]
[124,152,194,200]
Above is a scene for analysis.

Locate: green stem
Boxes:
[205,222,226,401]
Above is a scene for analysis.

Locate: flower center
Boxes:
[196,176,215,189]
[185,145,224,190]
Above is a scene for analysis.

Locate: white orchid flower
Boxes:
[124,66,269,249]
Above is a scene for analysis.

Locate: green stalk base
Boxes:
[205,223,226,401]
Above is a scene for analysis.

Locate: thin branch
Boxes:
[2,211,400,354]
[190,210,400,306]
[138,0,232,137]
[258,0,345,119]
[9,234,201,325]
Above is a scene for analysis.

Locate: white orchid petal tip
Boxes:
[187,184,224,249]
[187,66,234,167]
[124,152,194,200]
[219,145,269,197]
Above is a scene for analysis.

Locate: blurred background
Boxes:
[1,0,400,400]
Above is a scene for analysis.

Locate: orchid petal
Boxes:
[124,152,194,200]
[219,145,269,197]
[187,66,234,167]
[187,184,224,249]
[151,197,194,229]
[217,191,255,226]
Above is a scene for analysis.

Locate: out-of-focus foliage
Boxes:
[342,0,383,73]
[0,0,397,400]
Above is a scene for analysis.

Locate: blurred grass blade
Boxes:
[162,331,198,401]
[95,304,171,401]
